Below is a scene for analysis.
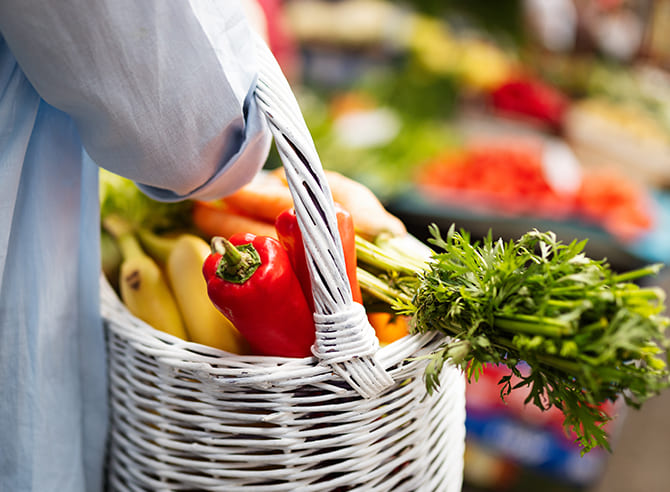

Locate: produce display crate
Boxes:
[100,37,466,491]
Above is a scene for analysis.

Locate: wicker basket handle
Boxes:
[253,39,394,398]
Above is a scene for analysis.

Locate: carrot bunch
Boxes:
[192,172,289,240]
[192,169,407,241]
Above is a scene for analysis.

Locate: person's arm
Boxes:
[0,0,271,200]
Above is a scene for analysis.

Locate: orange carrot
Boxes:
[368,312,410,345]
[192,201,277,239]
[323,171,407,239]
[222,172,294,223]
[271,168,407,240]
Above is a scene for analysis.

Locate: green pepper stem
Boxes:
[213,236,240,263]
[211,236,261,284]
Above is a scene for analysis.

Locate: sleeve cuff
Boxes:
[137,83,271,203]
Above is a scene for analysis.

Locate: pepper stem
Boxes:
[211,236,261,284]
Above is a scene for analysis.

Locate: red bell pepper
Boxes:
[275,205,363,311]
[203,233,316,358]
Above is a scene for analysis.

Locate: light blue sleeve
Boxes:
[0,0,272,201]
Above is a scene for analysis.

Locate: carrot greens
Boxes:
[357,225,670,453]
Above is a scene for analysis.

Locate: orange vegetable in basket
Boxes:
[368,312,410,345]
[222,172,294,223]
[272,168,407,239]
[323,170,407,239]
[275,204,363,310]
[192,200,277,239]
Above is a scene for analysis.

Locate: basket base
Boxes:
[104,325,466,492]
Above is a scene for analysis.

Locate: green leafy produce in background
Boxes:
[294,71,461,199]
[99,168,193,232]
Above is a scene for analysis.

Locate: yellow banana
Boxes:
[165,234,249,354]
[136,228,174,266]
[104,215,188,339]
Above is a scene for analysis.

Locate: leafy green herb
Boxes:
[357,225,670,453]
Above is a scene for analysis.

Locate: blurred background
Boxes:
[255,1,670,490]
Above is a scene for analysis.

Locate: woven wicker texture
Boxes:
[102,36,466,491]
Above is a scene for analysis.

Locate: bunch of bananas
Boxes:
[102,214,248,354]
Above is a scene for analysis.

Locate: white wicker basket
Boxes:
[101,37,466,492]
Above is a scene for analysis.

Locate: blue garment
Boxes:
[0,2,271,490]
